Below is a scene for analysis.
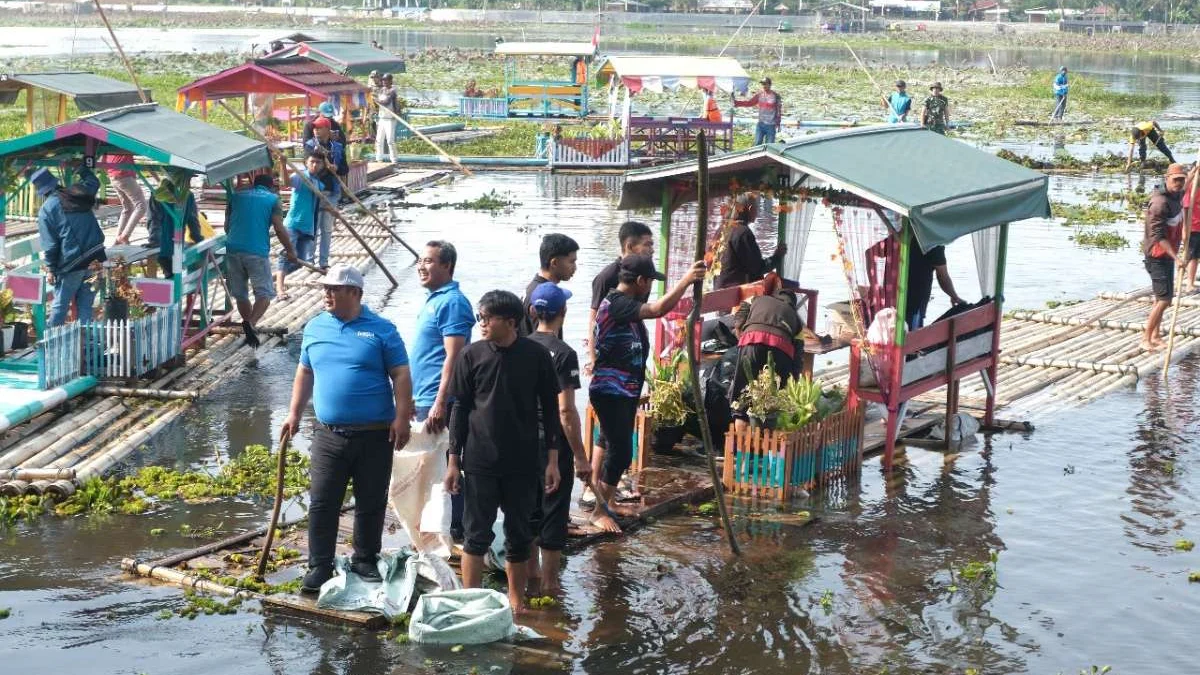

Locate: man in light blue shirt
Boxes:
[224,175,297,347]
[409,240,474,539]
[882,80,911,123]
[281,264,412,593]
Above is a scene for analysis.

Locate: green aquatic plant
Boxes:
[529,596,558,609]
[818,589,833,613]
[1071,229,1129,250]
[1189,572,1200,583]
[175,591,241,620]
[647,352,692,427]
[1175,539,1195,552]
[697,501,718,516]
[0,607,10,619]
[1052,202,1131,227]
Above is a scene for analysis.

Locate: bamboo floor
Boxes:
[816,286,1200,422]
[0,170,450,497]
[121,453,715,629]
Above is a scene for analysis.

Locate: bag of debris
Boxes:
[408,588,542,645]
[316,549,460,618]
[388,424,454,558]
[929,412,981,443]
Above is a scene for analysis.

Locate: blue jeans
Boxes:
[416,405,463,536]
[279,229,315,273]
[50,268,95,327]
[754,121,777,145]
[316,211,333,270]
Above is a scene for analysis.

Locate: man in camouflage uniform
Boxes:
[921,82,950,135]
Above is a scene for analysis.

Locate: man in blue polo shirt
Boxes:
[224,175,298,347]
[280,264,413,593]
[409,240,474,540]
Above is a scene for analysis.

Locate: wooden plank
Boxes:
[260,593,389,629]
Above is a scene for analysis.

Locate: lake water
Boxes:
[2,170,1195,674]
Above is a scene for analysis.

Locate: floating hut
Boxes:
[618,124,1051,474]
[460,41,596,120]
[265,40,407,78]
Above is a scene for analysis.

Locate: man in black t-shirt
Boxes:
[444,290,563,616]
[519,233,579,337]
[904,244,964,329]
[525,283,592,596]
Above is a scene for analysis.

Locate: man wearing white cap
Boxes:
[280,264,414,593]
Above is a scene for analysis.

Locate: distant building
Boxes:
[699,0,755,13]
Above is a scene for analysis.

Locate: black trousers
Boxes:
[591,393,640,486]
[462,472,539,564]
[307,427,393,569]
[532,444,574,551]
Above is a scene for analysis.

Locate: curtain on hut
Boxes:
[972,224,1001,297]
[780,198,816,282]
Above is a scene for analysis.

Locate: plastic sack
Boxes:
[388,424,453,558]
[316,549,460,618]
[408,589,543,645]
[929,412,981,443]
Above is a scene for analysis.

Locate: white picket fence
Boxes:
[80,305,181,380]
[38,322,83,389]
[549,137,630,168]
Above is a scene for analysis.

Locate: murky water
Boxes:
[2,171,1197,673]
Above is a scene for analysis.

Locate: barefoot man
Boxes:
[1141,163,1187,351]
[588,254,706,533]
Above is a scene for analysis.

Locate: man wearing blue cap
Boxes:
[33,164,106,326]
[525,282,591,596]
[302,100,345,146]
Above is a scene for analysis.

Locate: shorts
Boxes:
[1188,234,1200,261]
[590,393,640,487]
[225,251,275,303]
[461,472,539,564]
[530,443,574,552]
[727,344,796,420]
[1145,256,1175,302]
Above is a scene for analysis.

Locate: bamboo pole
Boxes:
[378,104,472,177]
[92,0,148,103]
[331,172,419,258]
[216,101,399,288]
[74,404,189,481]
[0,399,123,469]
[690,133,740,556]
[122,558,255,599]
[94,386,199,400]
[18,402,128,470]
[2,468,75,481]
[255,433,290,580]
[1163,164,1200,377]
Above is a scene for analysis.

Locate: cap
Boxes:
[529,282,572,317]
[760,77,771,85]
[1059,66,1068,72]
[318,101,335,117]
[319,264,364,289]
[930,81,943,91]
[313,116,332,129]
[29,168,59,198]
[619,254,666,282]
[1166,163,1187,178]
[895,79,906,88]
[382,73,393,81]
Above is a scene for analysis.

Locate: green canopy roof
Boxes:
[0,103,270,184]
[620,125,1051,252]
[0,72,149,111]
[273,41,406,77]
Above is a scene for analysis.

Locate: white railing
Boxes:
[80,305,181,380]
[549,137,630,168]
[37,322,82,389]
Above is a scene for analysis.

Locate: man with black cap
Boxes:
[588,254,706,533]
[921,82,950,134]
[883,80,911,123]
[32,164,105,327]
[733,77,782,145]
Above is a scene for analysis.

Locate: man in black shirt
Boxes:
[443,290,562,616]
[525,283,591,596]
[904,244,964,329]
[715,193,786,289]
[519,233,579,337]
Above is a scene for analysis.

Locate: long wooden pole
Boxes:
[217,101,398,287]
[843,41,889,109]
[331,172,420,259]
[255,434,290,580]
[689,132,740,556]
[93,0,148,103]
[1162,163,1200,377]
[718,0,766,57]
[378,104,472,177]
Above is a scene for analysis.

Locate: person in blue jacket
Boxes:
[1052,66,1069,120]
[882,80,911,123]
[304,116,349,186]
[32,164,106,326]
[274,152,337,299]
[147,171,204,279]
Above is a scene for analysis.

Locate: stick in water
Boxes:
[689,132,740,556]
[255,433,291,580]
[378,104,473,177]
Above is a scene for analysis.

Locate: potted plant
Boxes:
[647,353,691,453]
[736,358,786,429]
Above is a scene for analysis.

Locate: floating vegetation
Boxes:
[818,589,834,612]
[697,501,718,516]
[1190,572,1200,583]
[1071,229,1129,250]
[998,149,1169,173]
[0,607,10,619]
[175,591,242,620]
[0,495,53,529]
[529,595,558,609]
[949,551,1000,596]
[1052,202,1131,227]
[389,189,521,213]
[1176,539,1196,552]
[1045,299,1083,310]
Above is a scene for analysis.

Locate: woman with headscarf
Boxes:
[727,273,804,431]
[147,170,203,278]
[715,193,787,289]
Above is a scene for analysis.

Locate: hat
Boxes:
[318,101,335,118]
[319,264,364,289]
[1166,163,1187,178]
[29,168,58,198]
[895,79,906,88]
[619,254,666,282]
[313,116,332,129]
[1059,66,1068,72]
[529,282,572,317]
[382,73,393,81]
[369,69,379,77]
[930,81,943,91]
[760,77,772,86]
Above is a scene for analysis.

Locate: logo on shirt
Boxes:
[356,330,376,339]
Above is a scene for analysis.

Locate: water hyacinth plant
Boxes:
[648,352,691,428]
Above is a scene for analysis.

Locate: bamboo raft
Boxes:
[0,170,451,498]
[817,286,1200,421]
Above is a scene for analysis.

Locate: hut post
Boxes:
[985,222,1009,426]
[0,193,6,267]
[657,185,671,298]
[882,219,914,466]
[56,94,67,125]
[169,200,186,304]
[24,86,34,133]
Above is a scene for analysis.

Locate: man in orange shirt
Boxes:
[1141,163,1187,351]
